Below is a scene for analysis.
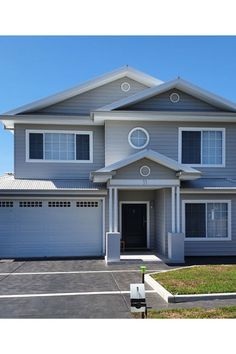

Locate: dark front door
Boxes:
[122,203,147,249]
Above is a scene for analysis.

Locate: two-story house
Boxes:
[0,66,236,262]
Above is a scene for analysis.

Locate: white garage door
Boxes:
[0,199,103,258]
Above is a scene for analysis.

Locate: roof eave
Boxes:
[3,66,163,116]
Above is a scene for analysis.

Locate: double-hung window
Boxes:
[183,201,231,240]
[27,130,93,162]
[179,128,225,167]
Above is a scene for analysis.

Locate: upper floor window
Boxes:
[179,128,225,167]
[128,127,149,149]
[26,130,93,163]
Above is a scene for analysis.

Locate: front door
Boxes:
[122,203,147,249]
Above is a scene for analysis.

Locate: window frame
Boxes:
[128,127,150,150]
[26,129,93,163]
[182,200,231,241]
[178,127,225,167]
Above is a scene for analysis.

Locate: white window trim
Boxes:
[182,199,231,241]
[26,130,93,163]
[178,127,226,167]
[128,127,150,150]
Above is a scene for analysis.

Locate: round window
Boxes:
[170,92,180,103]
[121,82,131,92]
[140,165,151,177]
[128,127,149,149]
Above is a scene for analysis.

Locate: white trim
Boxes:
[93,111,236,125]
[171,187,176,233]
[182,199,232,241]
[119,201,150,249]
[5,66,162,115]
[95,148,200,175]
[108,188,113,233]
[26,129,93,163]
[96,77,236,112]
[120,82,131,92]
[140,165,151,177]
[102,197,106,254]
[128,127,150,150]
[109,179,180,187]
[170,92,180,103]
[176,186,180,233]
[114,188,118,233]
[178,127,226,167]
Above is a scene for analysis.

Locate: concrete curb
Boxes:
[145,273,236,303]
[145,274,175,303]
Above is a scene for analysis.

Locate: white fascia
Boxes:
[96,78,236,112]
[93,110,236,124]
[3,66,162,116]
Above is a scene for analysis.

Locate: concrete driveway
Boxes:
[0,257,170,318]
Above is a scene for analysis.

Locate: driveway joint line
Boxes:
[0,270,163,276]
[0,289,156,299]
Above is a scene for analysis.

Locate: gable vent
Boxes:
[121,82,131,92]
[170,92,180,103]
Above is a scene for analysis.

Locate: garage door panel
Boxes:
[0,199,103,258]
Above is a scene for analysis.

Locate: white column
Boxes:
[176,186,180,233]
[114,188,118,233]
[171,186,176,233]
[109,188,113,232]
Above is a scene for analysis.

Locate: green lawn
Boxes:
[152,265,236,295]
[141,306,236,319]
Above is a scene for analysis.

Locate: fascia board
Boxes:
[96,78,236,112]
[4,66,162,115]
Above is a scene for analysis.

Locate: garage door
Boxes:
[0,199,103,258]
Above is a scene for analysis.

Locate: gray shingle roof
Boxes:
[0,174,105,191]
[182,178,236,189]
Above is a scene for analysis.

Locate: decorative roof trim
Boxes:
[95,78,236,112]
[4,66,163,115]
[93,149,201,175]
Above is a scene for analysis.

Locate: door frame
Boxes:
[119,201,150,249]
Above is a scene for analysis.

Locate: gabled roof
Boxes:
[96,78,236,112]
[4,66,163,115]
[92,149,201,179]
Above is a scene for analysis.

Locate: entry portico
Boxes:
[91,149,201,263]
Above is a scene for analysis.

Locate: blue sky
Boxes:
[0,36,236,175]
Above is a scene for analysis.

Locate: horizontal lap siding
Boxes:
[36,78,148,115]
[15,124,105,179]
[105,121,236,178]
[114,158,176,179]
[181,193,236,256]
[124,89,220,111]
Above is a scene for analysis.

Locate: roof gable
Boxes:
[97,78,236,113]
[122,88,221,112]
[5,66,163,115]
[114,158,176,180]
[92,149,201,182]
[33,77,149,116]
